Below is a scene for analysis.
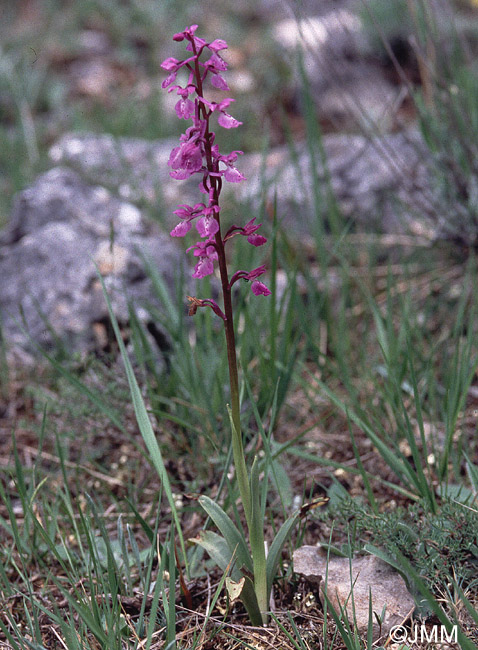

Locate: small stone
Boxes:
[293,546,415,640]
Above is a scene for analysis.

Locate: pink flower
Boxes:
[196,215,219,237]
[162,72,177,89]
[161,57,181,71]
[168,141,203,179]
[251,281,271,296]
[187,240,218,278]
[218,112,242,129]
[170,221,192,237]
[217,150,246,182]
[223,165,246,182]
[208,39,228,52]
[211,74,229,91]
[175,97,195,119]
[245,265,267,280]
[202,52,228,73]
[242,218,267,246]
[170,202,207,236]
[173,203,205,219]
[247,233,267,246]
[199,97,242,130]
[193,257,214,278]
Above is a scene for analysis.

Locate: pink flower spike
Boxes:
[251,281,271,296]
[247,233,267,246]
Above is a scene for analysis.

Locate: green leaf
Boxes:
[192,531,263,626]
[96,268,187,570]
[240,574,264,627]
[198,496,253,573]
[191,530,242,582]
[250,457,268,624]
[266,510,300,597]
[465,453,478,494]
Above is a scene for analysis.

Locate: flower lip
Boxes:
[251,281,271,296]
[208,38,228,52]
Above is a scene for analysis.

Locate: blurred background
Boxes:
[2,0,478,228]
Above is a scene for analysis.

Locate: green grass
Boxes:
[1,0,478,648]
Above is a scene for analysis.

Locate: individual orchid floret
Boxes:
[187,239,218,278]
[210,73,230,91]
[168,140,203,179]
[229,265,271,296]
[196,213,220,238]
[175,97,195,120]
[160,56,192,89]
[224,218,267,245]
[202,52,228,73]
[170,202,208,237]
[229,264,266,285]
[196,203,220,237]
[251,281,271,296]
[215,150,246,183]
[173,202,206,219]
[208,39,228,53]
[199,98,242,129]
[170,220,192,237]
[161,57,182,72]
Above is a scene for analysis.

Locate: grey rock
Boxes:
[0,167,184,363]
[49,133,198,227]
[239,129,437,239]
[272,5,399,133]
[293,546,415,640]
[49,130,437,240]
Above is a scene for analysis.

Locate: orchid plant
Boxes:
[161,25,300,626]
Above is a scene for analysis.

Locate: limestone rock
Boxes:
[293,546,415,639]
[272,4,399,132]
[239,130,437,239]
[0,167,185,363]
[48,130,437,240]
[49,133,197,224]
